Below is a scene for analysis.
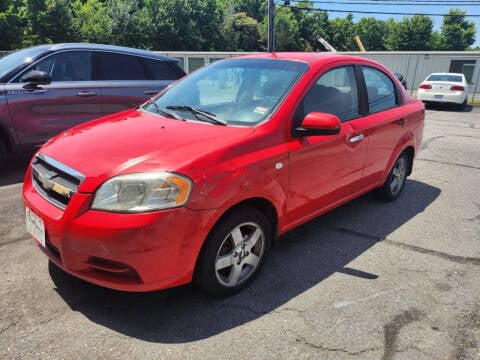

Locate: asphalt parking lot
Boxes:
[1,105,479,360]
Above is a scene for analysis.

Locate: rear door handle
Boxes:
[396,119,407,126]
[349,134,364,143]
[144,90,159,95]
[77,91,98,98]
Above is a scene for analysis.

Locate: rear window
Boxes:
[427,74,463,82]
[98,52,147,80]
[141,58,185,80]
[98,52,184,81]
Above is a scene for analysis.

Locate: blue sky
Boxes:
[291,0,480,48]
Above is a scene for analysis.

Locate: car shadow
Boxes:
[49,179,441,343]
[0,153,33,187]
[425,103,473,112]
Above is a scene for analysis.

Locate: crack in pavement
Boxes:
[330,227,480,266]
[0,236,30,247]
[416,157,480,170]
[383,240,480,266]
[289,330,382,355]
[0,320,18,334]
[421,136,445,151]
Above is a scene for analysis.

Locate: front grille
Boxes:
[31,153,85,210]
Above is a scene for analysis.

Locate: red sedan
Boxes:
[23,53,424,296]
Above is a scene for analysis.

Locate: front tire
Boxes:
[194,207,272,296]
[375,153,409,201]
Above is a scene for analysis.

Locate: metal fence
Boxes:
[156,51,480,102]
[2,50,479,102]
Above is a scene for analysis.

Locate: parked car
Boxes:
[394,72,407,90]
[23,53,425,296]
[0,43,185,158]
[417,72,469,109]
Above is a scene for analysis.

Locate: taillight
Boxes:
[450,85,464,91]
[419,84,432,89]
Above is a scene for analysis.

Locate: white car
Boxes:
[417,72,469,109]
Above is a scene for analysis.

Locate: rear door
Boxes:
[96,51,182,114]
[357,66,409,185]
[5,50,101,146]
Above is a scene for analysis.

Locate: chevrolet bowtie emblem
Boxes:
[37,172,72,198]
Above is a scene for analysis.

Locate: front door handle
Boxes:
[396,119,407,126]
[77,91,98,98]
[349,134,364,143]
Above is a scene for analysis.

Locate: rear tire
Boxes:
[457,98,467,111]
[375,153,409,201]
[194,207,272,297]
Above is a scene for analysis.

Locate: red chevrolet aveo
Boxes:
[23,53,424,296]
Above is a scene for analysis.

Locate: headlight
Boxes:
[92,172,192,212]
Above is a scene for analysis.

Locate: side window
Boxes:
[99,52,147,80]
[142,59,185,80]
[361,67,397,113]
[17,51,92,82]
[301,66,359,122]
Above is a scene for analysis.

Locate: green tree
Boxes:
[329,14,355,51]
[23,0,75,45]
[304,10,330,51]
[439,9,476,50]
[72,0,110,44]
[262,6,301,51]
[384,15,434,51]
[0,0,24,50]
[354,17,388,51]
[142,0,222,51]
[222,11,259,51]
[108,0,146,47]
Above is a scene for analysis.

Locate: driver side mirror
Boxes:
[22,70,52,89]
[293,112,341,137]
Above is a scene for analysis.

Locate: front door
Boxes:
[287,65,368,226]
[5,51,102,147]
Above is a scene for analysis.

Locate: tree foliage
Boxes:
[384,15,434,51]
[439,9,476,50]
[0,1,477,51]
[354,17,388,51]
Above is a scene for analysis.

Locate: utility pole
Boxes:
[268,0,275,52]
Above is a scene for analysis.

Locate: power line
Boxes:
[289,0,480,3]
[289,1,480,5]
[279,4,480,17]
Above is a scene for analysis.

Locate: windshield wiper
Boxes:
[166,105,227,125]
[145,100,183,120]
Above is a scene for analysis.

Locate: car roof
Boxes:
[428,72,465,77]
[236,52,367,63]
[30,43,179,62]
[228,52,388,71]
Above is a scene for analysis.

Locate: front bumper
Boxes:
[23,167,215,292]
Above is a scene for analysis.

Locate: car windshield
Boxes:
[0,46,48,82]
[427,74,463,83]
[143,58,308,126]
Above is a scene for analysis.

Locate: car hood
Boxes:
[40,109,255,193]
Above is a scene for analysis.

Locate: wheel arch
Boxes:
[0,122,13,155]
[193,197,279,273]
[210,197,279,247]
[403,145,415,176]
